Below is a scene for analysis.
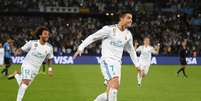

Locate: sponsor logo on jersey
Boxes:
[110,40,124,48]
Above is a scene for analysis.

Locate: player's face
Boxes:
[182,42,187,47]
[144,38,150,45]
[40,30,49,42]
[7,39,14,47]
[120,14,132,27]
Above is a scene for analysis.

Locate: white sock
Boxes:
[94,92,107,101]
[137,73,142,85]
[108,88,118,101]
[15,74,22,86]
[17,84,28,101]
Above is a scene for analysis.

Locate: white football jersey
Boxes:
[21,40,53,69]
[0,48,4,65]
[136,45,157,64]
[78,24,138,65]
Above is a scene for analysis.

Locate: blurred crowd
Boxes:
[0,0,200,13]
[0,0,200,56]
[0,15,105,55]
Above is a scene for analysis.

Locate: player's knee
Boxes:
[21,79,31,86]
[141,70,146,77]
[108,77,120,89]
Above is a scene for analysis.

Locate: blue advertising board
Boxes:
[11,56,200,65]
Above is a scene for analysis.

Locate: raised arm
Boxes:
[15,41,32,56]
[73,26,110,59]
[151,43,160,54]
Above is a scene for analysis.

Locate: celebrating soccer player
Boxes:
[135,37,160,87]
[8,26,54,101]
[73,11,139,101]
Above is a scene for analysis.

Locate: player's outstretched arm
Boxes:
[73,26,110,59]
[73,49,82,60]
[15,40,33,56]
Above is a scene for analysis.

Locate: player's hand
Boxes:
[73,49,82,60]
[14,48,21,56]
[48,67,53,77]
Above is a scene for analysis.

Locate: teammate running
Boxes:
[8,26,54,101]
[135,37,160,87]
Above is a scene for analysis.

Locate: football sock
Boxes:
[17,83,28,101]
[108,88,117,101]
[94,92,107,101]
[137,72,142,84]
[15,74,22,86]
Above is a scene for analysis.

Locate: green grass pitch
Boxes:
[0,64,201,101]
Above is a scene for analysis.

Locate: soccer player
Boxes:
[1,37,14,76]
[8,26,54,101]
[177,41,188,78]
[135,37,160,87]
[73,11,139,101]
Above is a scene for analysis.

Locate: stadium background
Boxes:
[0,0,201,101]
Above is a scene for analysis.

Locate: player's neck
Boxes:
[39,39,46,45]
[144,44,149,47]
[117,23,126,31]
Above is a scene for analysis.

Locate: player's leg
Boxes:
[136,63,145,87]
[8,69,22,85]
[17,79,30,101]
[137,68,142,87]
[181,65,188,77]
[106,60,120,101]
[94,59,120,101]
[177,64,184,75]
[177,65,188,77]
[94,92,107,101]
[16,66,36,101]
[177,59,187,77]
[138,65,150,87]
[107,77,119,101]
[94,61,109,101]
[1,58,11,76]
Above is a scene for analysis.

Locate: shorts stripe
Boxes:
[103,60,112,80]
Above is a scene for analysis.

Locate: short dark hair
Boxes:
[35,26,49,39]
[119,11,133,18]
